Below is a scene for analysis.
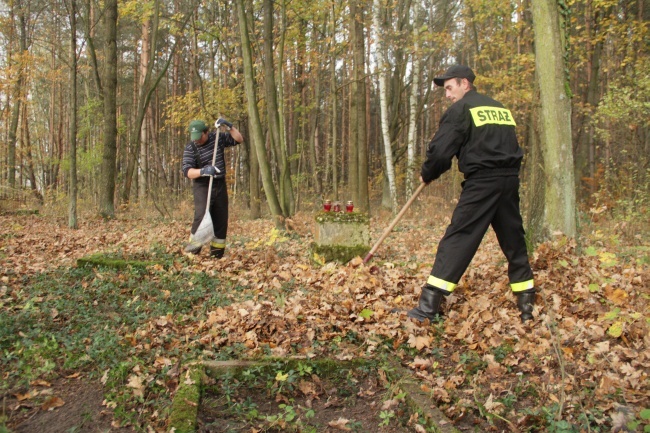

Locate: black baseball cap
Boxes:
[433,65,476,87]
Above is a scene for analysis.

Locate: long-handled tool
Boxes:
[185,132,220,251]
[362,182,427,264]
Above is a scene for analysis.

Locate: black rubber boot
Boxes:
[516,289,536,322]
[407,285,445,322]
[210,246,225,259]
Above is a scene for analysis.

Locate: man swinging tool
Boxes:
[406,65,536,323]
[182,118,243,258]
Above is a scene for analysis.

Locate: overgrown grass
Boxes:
[200,358,417,432]
[0,251,237,429]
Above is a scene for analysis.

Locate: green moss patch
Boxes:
[315,211,369,224]
[311,242,369,264]
[168,364,204,433]
[76,253,163,270]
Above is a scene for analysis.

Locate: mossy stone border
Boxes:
[76,253,163,270]
[167,358,460,433]
[385,360,462,433]
[168,363,204,433]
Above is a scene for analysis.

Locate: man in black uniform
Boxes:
[182,118,243,258]
[407,65,536,323]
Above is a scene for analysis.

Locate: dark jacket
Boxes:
[182,132,238,184]
[421,90,523,183]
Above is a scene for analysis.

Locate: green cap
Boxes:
[188,120,207,141]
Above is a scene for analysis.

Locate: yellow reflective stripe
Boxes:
[427,276,457,292]
[511,280,534,292]
[210,242,226,249]
[470,106,516,127]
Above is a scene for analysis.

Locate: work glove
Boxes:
[199,165,221,177]
[215,118,233,129]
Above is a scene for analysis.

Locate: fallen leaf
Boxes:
[15,390,39,401]
[298,380,317,396]
[328,417,351,431]
[484,393,504,412]
[381,399,399,410]
[41,396,65,411]
[608,321,624,338]
[127,374,145,398]
[605,287,628,305]
[408,334,431,350]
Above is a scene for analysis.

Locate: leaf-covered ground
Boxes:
[1,206,648,432]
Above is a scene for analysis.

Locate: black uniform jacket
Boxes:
[421,90,523,183]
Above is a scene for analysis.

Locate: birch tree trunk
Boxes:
[138,17,151,200]
[373,0,398,213]
[406,0,421,198]
[531,0,577,238]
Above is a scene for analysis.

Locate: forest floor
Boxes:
[0,201,648,432]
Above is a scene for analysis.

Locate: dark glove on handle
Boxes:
[215,118,233,129]
[200,165,220,177]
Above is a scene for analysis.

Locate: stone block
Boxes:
[312,211,370,263]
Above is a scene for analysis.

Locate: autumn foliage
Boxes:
[1,207,648,431]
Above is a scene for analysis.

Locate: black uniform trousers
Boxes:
[429,174,534,293]
[191,179,228,245]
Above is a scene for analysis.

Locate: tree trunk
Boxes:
[138,18,151,201]
[354,2,369,213]
[263,0,294,216]
[308,67,323,196]
[575,3,609,200]
[524,108,545,246]
[531,0,576,238]
[406,0,421,198]
[83,0,102,96]
[373,0,398,213]
[68,0,78,229]
[121,1,191,203]
[276,0,294,212]
[349,0,369,211]
[99,0,118,219]
[21,105,43,204]
[330,7,339,202]
[236,0,284,226]
[7,3,29,189]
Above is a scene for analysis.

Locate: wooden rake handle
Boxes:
[362,182,427,264]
